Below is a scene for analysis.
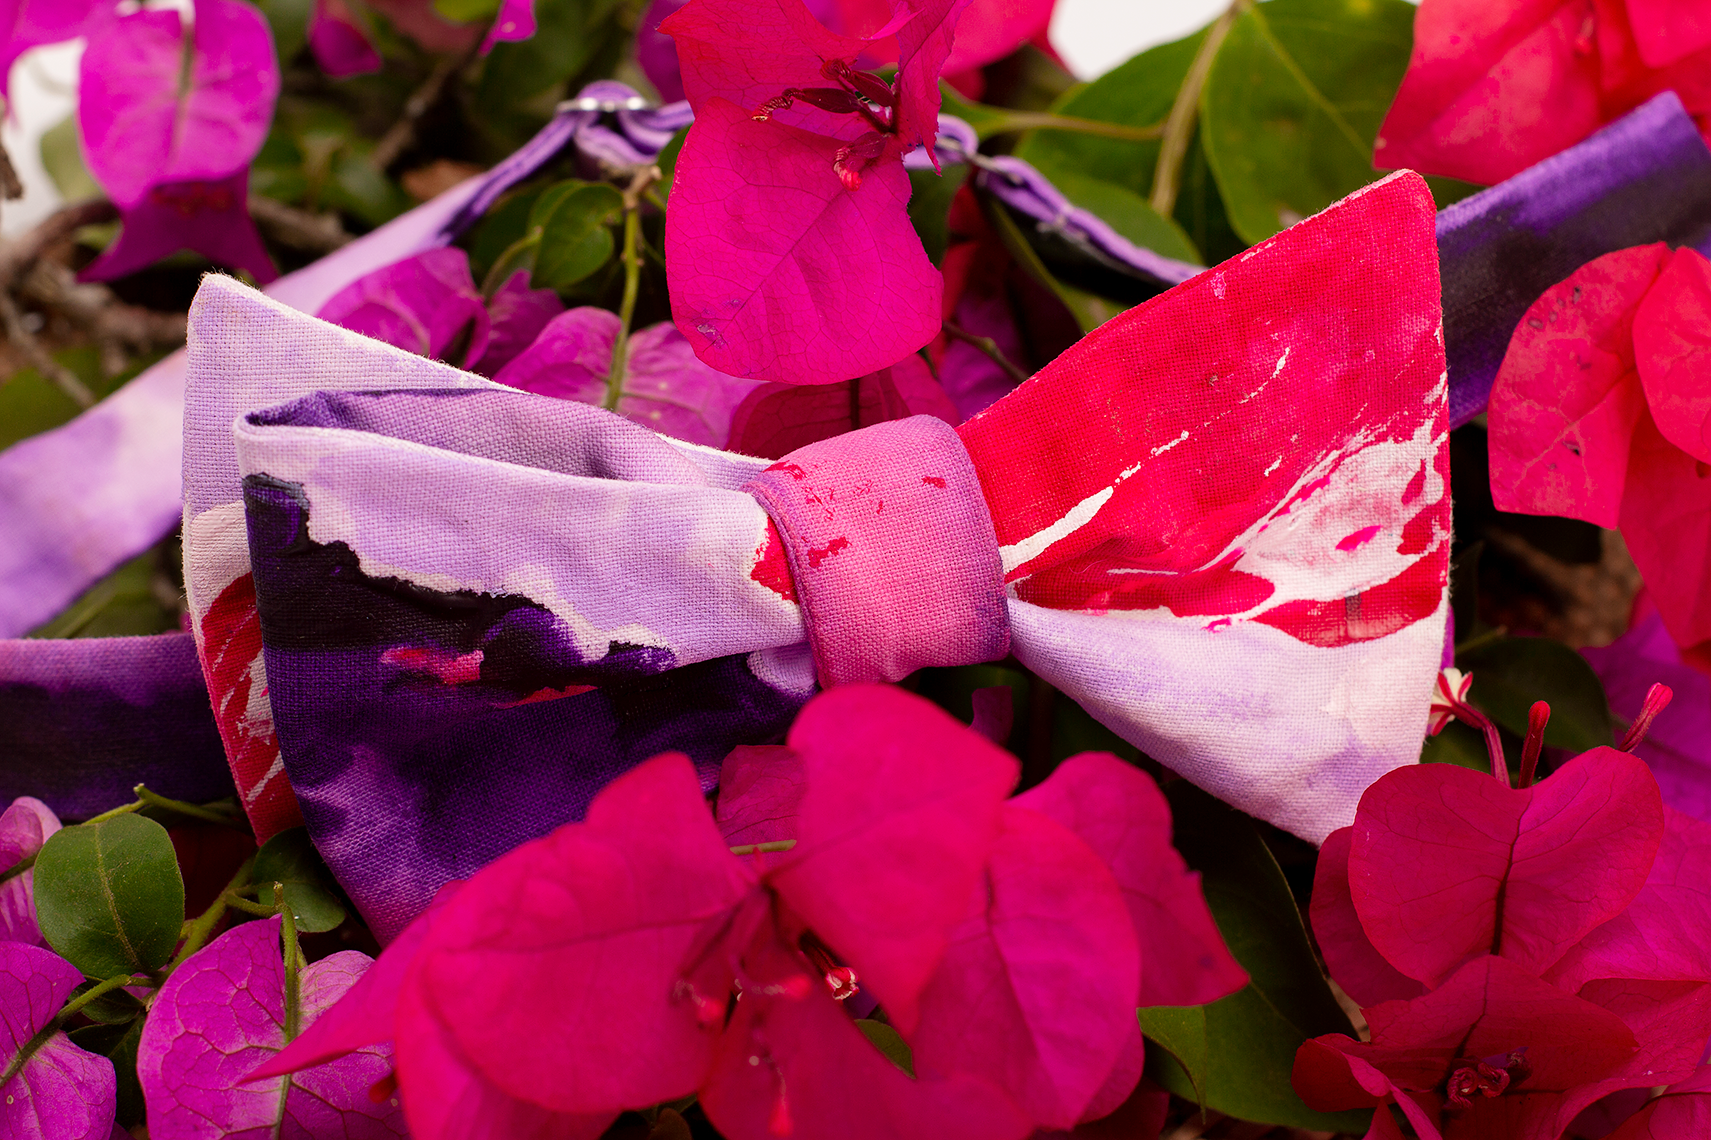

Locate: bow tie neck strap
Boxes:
[742,416,1010,687]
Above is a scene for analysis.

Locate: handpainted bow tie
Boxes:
[181,171,1450,942]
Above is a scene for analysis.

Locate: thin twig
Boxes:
[942,321,1029,385]
[1150,0,1247,216]
[0,289,95,406]
[370,43,481,172]
[0,140,22,200]
[0,199,118,288]
[247,195,351,254]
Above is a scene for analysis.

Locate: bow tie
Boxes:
[179,171,1449,942]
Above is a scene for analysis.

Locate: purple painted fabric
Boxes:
[1436,91,1711,428]
[742,416,1009,685]
[0,635,232,819]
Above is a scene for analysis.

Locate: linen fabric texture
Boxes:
[179,171,1450,943]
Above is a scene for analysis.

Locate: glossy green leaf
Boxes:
[254,0,311,64]
[70,1017,145,1126]
[856,1019,914,1076]
[468,188,543,282]
[477,0,623,108]
[1420,721,1497,772]
[68,979,146,1026]
[534,183,623,291]
[1200,0,1416,245]
[253,828,347,934]
[907,164,969,266]
[983,198,1122,333]
[1136,1005,1207,1105]
[1046,170,1201,265]
[1142,783,1370,1132]
[1460,636,1615,753]
[35,813,185,980]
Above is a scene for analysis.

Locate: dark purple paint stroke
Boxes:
[243,476,804,943]
[0,634,233,819]
[1436,91,1711,428]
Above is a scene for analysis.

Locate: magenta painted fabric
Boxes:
[661,0,958,383]
[742,415,1009,685]
[0,942,116,1140]
[138,916,406,1137]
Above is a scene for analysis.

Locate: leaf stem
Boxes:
[1150,0,1247,216]
[0,972,146,1091]
[278,884,302,1044]
[81,800,144,826]
[942,321,1029,385]
[729,841,796,856]
[0,853,34,887]
[222,891,280,917]
[167,854,257,973]
[133,784,250,831]
[605,165,660,412]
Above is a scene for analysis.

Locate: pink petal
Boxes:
[1582,606,1711,821]
[911,803,1139,1130]
[1310,828,1428,1009]
[0,942,114,1140]
[416,754,755,1114]
[252,881,464,1081]
[619,321,769,446]
[1068,1026,1150,1129]
[0,797,58,948]
[78,171,279,285]
[394,964,613,1140]
[1619,405,1711,659]
[890,0,968,151]
[1634,246,1711,465]
[492,307,619,403]
[317,248,492,367]
[481,0,537,51]
[727,353,958,458]
[78,0,278,208]
[665,98,942,384]
[716,745,805,847]
[939,0,1054,73]
[0,0,99,105]
[1552,978,1711,1131]
[470,271,564,378]
[662,0,874,141]
[1488,244,1668,529]
[699,930,1033,1140]
[1013,752,1247,1008]
[1372,0,1604,186]
[137,917,404,1136]
[308,0,383,77]
[767,684,1018,1036]
[1548,807,1711,991]
[1605,1066,1711,1138]
[1622,0,1711,68]
[1349,749,1665,986]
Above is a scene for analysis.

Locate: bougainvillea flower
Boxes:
[1584,603,1711,821]
[468,269,563,377]
[318,247,493,368]
[482,0,537,50]
[80,171,279,285]
[661,0,963,383]
[0,942,115,1139]
[1606,1066,1711,1138]
[1310,827,1428,1009]
[493,307,766,447]
[725,353,959,457]
[821,0,1053,75]
[265,686,1228,1136]
[138,915,406,1136]
[307,0,384,78]
[308,0,525,77]
[1376,0,1711,186]
[1295,955,1647,1140]
[76,0,279,283]
[1489,243,1711,663]
[0,797,58,948]
[1345,747,1663,987]
[0,0,98,106]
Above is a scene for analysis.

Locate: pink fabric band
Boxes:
[742,415,1011,686]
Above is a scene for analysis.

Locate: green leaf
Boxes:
[1421,721,1496,771]
[1199,0,1416,245]
[983,197,1123,333]
[467,187,543,283]
[1142,783,1370,1132]
[907,164,969,266]
[1046,170,1202,265]
[34,813,185,980]
[39,115,101,203]
[1136,1005,1207,1105]
[855,1019,914,1075]
[254,0,312,65]
[436,0,501,19]
[253,828,347,934]
[68,980,146,1026]
[534,183,624,291]
[477,0,623,108]
[1459,636,1615,753]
